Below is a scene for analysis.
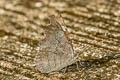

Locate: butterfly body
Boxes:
[35,15,78,73]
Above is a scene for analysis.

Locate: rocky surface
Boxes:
[0,0,120,80]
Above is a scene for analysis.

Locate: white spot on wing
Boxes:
[61,26,66,31]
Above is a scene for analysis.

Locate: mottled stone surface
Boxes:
[0,0,120,80]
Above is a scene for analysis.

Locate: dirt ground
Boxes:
[0,0,120,80]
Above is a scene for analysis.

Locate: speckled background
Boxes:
[0,0,120,80]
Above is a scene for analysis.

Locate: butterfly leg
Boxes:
[76,61,80,72]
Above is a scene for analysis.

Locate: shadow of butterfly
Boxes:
[35,14,78,73]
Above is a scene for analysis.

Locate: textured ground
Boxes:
[0,0,120,80]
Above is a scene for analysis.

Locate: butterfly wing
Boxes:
[35,15,77,73]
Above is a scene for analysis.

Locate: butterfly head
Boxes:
[49,14,67,32]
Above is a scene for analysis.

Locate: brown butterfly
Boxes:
[35,14,78,73]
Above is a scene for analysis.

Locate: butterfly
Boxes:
[35,14,78,73]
